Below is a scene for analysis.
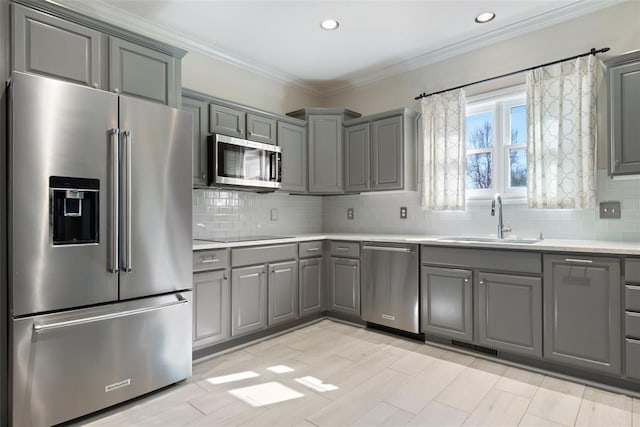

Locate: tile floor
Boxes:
[83,320,640,426]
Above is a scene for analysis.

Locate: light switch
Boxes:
[347,208,354,220]
[270,208,278,221]
[599,201,621,219]
[400,207,407,219]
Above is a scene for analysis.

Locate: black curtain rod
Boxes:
[414,47,610,101]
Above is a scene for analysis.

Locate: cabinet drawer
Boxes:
[625,259,640,283]
[299,241,324,258]
[232,244,297,267]
[626,338,640,381]
[329,241,360,259]
[193,249,229,272]
[626,311,640,338]
[626,285,640,312]
[422,246,541,274]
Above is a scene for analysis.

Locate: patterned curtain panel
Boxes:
[421,89,466,210]
[526,55,599,209]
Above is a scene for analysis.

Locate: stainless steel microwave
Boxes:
[207,134,282,190]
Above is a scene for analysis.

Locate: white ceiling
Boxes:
[55,0,619,95]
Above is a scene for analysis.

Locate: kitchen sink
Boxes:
[436,236,540,244]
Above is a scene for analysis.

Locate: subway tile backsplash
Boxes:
[193,170,640,242]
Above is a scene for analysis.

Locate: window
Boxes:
[465,87,527,201]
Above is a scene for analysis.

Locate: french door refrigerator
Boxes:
[8,72,193,426]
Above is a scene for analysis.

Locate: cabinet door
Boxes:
[247,114,277,145]
[609,59,640,175]
[12,4,101,88]
[421,266,473,342]
[478,272,542,358]
[299,257,323,316]
[308,114,343,194]
[278,122,307,192]
[372,115,403,190]
[268,260,298,325]
[182,96,208,186]
[109,36,177,106]
[544,255,621,375]
[193,269,230,348]
[231,265,267,337]
[344,123,370,192]
[330,258,360,315]
[209,104,245,138]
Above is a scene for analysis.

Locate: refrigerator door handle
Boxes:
[33,294,189,333]
[122,129,133,272]
[109,128,119,274]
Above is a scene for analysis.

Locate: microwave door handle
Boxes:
[109,128,119,274]
[269,152,276,181]
[275,152,281,183]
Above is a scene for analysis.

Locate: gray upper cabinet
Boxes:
[606,50,640,175]
[299,257,323,316]
[344,123,370,192]
[247,114,277,145]
[268,260,298,325]
[231,265,267,337]
[421,266,473,342]
[478,272,542,358]
[109,37,177,106]
[278,122,307,192]
[182,95,209,187]
[371,115,403,190]
[193,269,230,348]
[329,257,360,316]
[544,254,621,375]
[209,104,245,138]
[11,4,101,88]
[308,114,344,194]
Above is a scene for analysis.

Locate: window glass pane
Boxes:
[466,153,492,189]
[466,112,493,149]
[509,105,526,144]
[509,148,527,187]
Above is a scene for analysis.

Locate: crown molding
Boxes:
[47,0,623,99]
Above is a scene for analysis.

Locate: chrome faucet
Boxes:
[490,193,511,239]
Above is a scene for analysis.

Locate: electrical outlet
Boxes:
[347,208,354,220]
[400,207,408,219]
[270,208,278,221]
[599,201,621,219]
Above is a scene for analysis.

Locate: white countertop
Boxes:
[193,233,640,256]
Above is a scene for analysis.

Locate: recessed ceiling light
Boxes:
[474,12,496,24]
[321,19,339,30]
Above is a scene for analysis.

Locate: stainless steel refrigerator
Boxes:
[8,72,193,426]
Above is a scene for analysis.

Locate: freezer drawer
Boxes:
[11,292,192,426]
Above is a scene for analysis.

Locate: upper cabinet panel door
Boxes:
[609,58,640,175]
[12,4,101,88]
[247,114,277,145]
[109,36,177,106]
[209,104,245,138]
[181,96,209,187]
[278,122,307,193]
[344,123,370,192]
[372,115,403,190]
[308,114,343,194]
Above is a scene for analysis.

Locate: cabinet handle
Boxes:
[479,280,485,285]
[239,129,243,134]
[306,248,321,252]
[223,274,228,280]
[464,278,470,283]
[336,247,350,251]
[201,172,206,180]
[113,88,120,94]
[92,82,99,89]
[627,338,640,345]
[200,257,219,264]
[272,268,292,274]
[564,258,593,264]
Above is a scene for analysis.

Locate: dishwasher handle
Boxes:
[362,245,413,253]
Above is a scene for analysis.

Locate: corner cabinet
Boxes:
[182,95,208,186]
[543,254,621,375]
[308,114,344,194]
[606,50,640,175]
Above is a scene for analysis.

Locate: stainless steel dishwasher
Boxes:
[361,242,419,333]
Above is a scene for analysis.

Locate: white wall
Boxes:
[182,50,322,115]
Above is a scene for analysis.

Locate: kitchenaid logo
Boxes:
[105,378,131,393]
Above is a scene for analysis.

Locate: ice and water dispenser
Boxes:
[49,176,99,245]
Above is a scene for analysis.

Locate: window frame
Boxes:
[465,85,527,203]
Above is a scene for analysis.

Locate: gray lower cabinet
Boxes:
[278,122,307,192]
[478,272,542,358]
[209,104,245,138]
[268,260,298,325]
[299,257,323,316]
[109,36,177,106]
[344,123,370,192]
[247,114,277,145]
[308,114,343,194]
[11,4,101,88]
[231,265,267,337]
[182,95,209,186]
[193,269,230,348]
[421,266,473,342]
[371,115,403,190]
[543,255,621,375]
[329,257,360,315]
[606,51,640,175]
